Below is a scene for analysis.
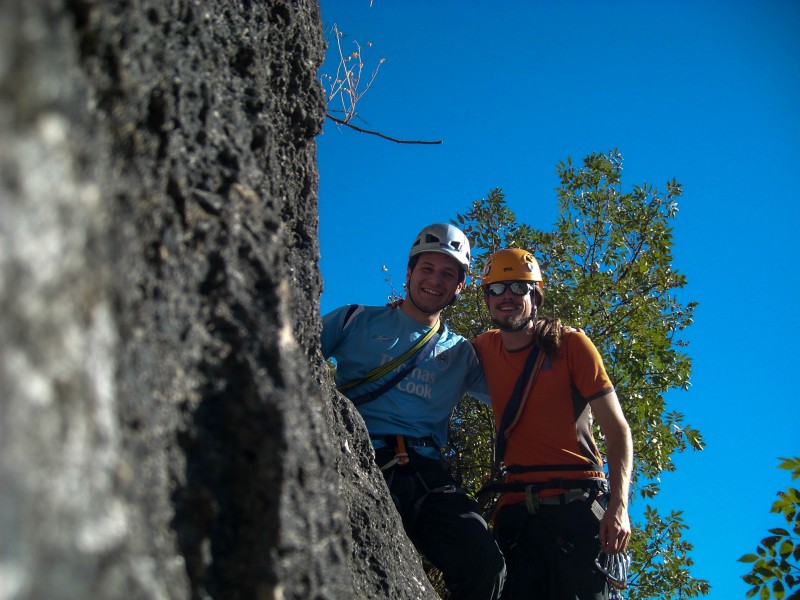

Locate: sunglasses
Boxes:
[486,281,534,297]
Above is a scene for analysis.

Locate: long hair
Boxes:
[530,287,563,358]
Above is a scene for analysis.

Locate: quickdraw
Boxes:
[595,549,630,592]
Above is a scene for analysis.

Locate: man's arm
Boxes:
[465,341,491,405]
[590,391,633,554]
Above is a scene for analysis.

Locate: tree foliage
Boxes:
[440,150,708,599]
[739,457,800,600]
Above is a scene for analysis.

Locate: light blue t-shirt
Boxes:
[321,304,489,455]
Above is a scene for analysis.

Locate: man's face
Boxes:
[406,252,464,314]
[485,280,535,332]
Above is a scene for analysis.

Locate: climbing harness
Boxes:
[372,434,437,468]
[378,441,458,530]
[373,434,435,470]
[382,434,410,469]
[503,462,605,475]
[478,475,609,510]
[373,434,439,470]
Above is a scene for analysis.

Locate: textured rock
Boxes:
[0,1,434,598]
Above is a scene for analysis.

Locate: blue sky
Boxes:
[316,2,800,597]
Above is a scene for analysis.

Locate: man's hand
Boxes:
[599,502,631,554]
[591,390,633,555]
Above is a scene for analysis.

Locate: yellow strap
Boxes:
[337,319,440,392]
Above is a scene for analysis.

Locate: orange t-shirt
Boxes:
[473,328,613,509]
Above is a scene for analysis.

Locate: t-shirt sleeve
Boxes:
[565,330,614,400]
[465,341,490,405]
[320,305,351,359]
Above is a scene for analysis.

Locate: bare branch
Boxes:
[326,114,442,145]
[322,24,387,125]
[320,23,442,145]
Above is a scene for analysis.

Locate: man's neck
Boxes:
[499,321,535,351]
[400,297,440,327]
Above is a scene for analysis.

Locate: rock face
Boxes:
[0,1,435,598]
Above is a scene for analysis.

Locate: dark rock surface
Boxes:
[0,1,435,598]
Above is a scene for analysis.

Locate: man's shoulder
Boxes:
[560,325,590,344]
[327,303,388,320]
[323,304,391,333]
[560,324,584,335]
[439,323,470,347]
[559,325,604,358]
[473,329,502,345]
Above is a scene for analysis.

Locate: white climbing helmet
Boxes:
[408,223,472,271]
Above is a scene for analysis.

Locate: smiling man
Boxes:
[321,223,505,600]
[473,248,633,600]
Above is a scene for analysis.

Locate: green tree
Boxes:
[440,150,709,599]
[739,457,800,600]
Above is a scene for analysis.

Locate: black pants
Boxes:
[494,501,608,600]
[377,449,506,600]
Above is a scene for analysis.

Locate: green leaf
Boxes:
[778,457,800,479]
[778,540,794,559]
[740,554,760,563]
[763,535,782,550]
[756,564,775,578]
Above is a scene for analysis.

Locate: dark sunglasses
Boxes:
[486,281,534,297]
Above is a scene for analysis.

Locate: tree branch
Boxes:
[326,114,442,145]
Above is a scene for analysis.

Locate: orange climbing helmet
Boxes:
[481,248,543,288]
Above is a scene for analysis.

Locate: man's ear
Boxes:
[455,280,464,295]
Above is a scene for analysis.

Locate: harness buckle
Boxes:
[525,486,542,514]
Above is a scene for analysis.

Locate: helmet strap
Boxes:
[408,288,456,315]
[404,266,461,315]
[405,277,449,316]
